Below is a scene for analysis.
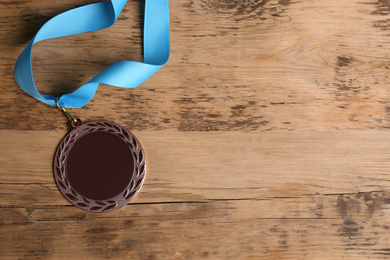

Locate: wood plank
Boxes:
[1,197,390,259]
[2,129,390,194]
[2,0,390,132]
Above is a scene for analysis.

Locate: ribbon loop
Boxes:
[15,0,170,108]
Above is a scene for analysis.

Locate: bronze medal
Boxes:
[54,120,146,212]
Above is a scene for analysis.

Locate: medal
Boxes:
[14,0,170,212]
[54,120,146,212]
[53,107,146,212]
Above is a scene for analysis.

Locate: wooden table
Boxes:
[2,0,390,258]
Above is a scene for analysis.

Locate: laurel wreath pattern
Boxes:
[54,121,146,212]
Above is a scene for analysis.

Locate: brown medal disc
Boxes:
[53,121,146,212]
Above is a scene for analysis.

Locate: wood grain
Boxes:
[2,0,390,259]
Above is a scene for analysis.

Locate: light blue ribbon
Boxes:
[14,0,169,108]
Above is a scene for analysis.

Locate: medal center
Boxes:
[66,131,134,201]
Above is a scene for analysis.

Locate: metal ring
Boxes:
[56,97,78,124]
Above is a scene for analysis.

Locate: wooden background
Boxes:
[2,0,390,258]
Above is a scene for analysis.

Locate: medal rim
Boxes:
[53,121,146,213]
